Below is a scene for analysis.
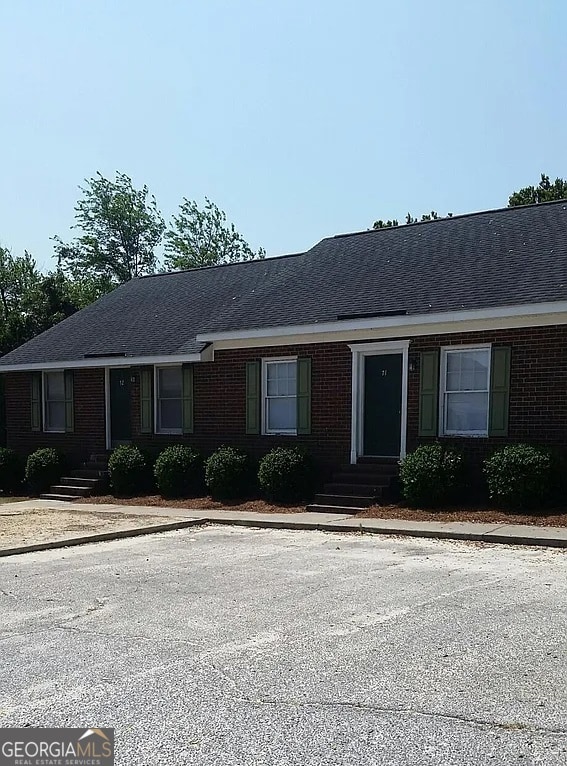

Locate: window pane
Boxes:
[267,398,296,431]
[446,392,488,432]
[159,399,182,430]
[46,372,65,400]
[47,401,65,431]
[159,367,182,398]
[445,350,489,391]
[267,361,296,396]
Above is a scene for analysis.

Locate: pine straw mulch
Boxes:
[355,504,567,527]
[81,494,567,526]
[80,495,305,514]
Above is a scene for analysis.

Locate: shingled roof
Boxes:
[2,199,567,367]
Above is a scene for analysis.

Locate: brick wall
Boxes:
[6,324,567,474]
[132,343,353,473]
[5,369,106,466]
[408,325,567,468]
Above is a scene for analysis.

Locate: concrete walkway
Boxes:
[3,498,567,550]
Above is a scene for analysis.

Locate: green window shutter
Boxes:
[245,361,260,435]
[296,357,312,435]
[140,367,153,434]
[31,373,41,432]
[182,365,194,434]
[64,370,74,433]
[488,346,511,437]
[418,350,439,437]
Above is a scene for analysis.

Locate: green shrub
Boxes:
[154,445,204,498]
[484,444,551,509]
[25,448,62,494]
[205,446,252,500]
[258,447,314,502]
[399,444,463,507]
[0,448,23,494]
[108,444,148,496]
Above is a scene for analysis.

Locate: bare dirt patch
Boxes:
[356,504,567,527]
[81,495,306,514]
[0,508,182,550]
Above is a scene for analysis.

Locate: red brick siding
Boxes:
[5,369,106,465]
[408,325,567,466]
[6,324,567,472]
[132,344,353,472]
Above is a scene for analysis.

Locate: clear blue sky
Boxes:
[1,0,565,271]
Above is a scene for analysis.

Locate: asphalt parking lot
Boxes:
[1,526,566,765]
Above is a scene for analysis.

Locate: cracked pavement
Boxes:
[1,526,566,765]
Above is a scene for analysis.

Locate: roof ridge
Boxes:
[139,251,305,279]
[329,197,567,241]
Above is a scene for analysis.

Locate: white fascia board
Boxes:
[196,301,567,343]
[0,352,203,373]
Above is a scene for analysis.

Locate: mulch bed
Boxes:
[82,494,567,527]
[355,504,567,527]
[81,495,305,515]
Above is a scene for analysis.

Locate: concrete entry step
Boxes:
[324,483,383,497]
[306,504,362,515]
[39,493,83,502]
[314,494,374,508]
[332,472,391,486]
[59,476,101,489]
[49,485,93,498]
[71,469,109,480]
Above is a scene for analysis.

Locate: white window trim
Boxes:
[261,356,298,436]
[42,369,66,433]
[154,364,183,435]
[439,344,492,437]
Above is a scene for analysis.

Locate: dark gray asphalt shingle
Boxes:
[2,200,567,366]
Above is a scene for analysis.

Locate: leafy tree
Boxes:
[54,172,165,292]
[373,218,399,229]
[0,248,81,355]
[508,173,567,207]
[373,211,451,230]
[164,197,265,270]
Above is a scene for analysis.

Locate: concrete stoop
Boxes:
[40,454,109,501]
[307,459,399,515]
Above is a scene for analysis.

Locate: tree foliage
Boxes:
[373,211,451,229]
[164,197,265,270]
[54,172,165,290]
[0,247,80,355]
[508,173,567,207]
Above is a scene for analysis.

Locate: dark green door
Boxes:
[363,354,402,457]
[110,368,132,446]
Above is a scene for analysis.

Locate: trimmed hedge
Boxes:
[0,448,23,493]
[154,445,204,498]
[25,448,62,494]
[258,447,314,502]
[484,444,552,509]
[205,446,251,500]
[109,444,148,496]
[399,444,463,507]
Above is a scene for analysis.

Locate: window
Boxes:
[44,371,65,432]
[156,366,183,433]
[441,347,490,436]
[263,359,297,434]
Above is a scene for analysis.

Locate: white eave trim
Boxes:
[0,351,205,373]
[196,301,567,343]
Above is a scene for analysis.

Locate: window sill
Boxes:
[441,432,488,438]
[156,429,183,436]
[263,431,298,436]
[43,429,65,434]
